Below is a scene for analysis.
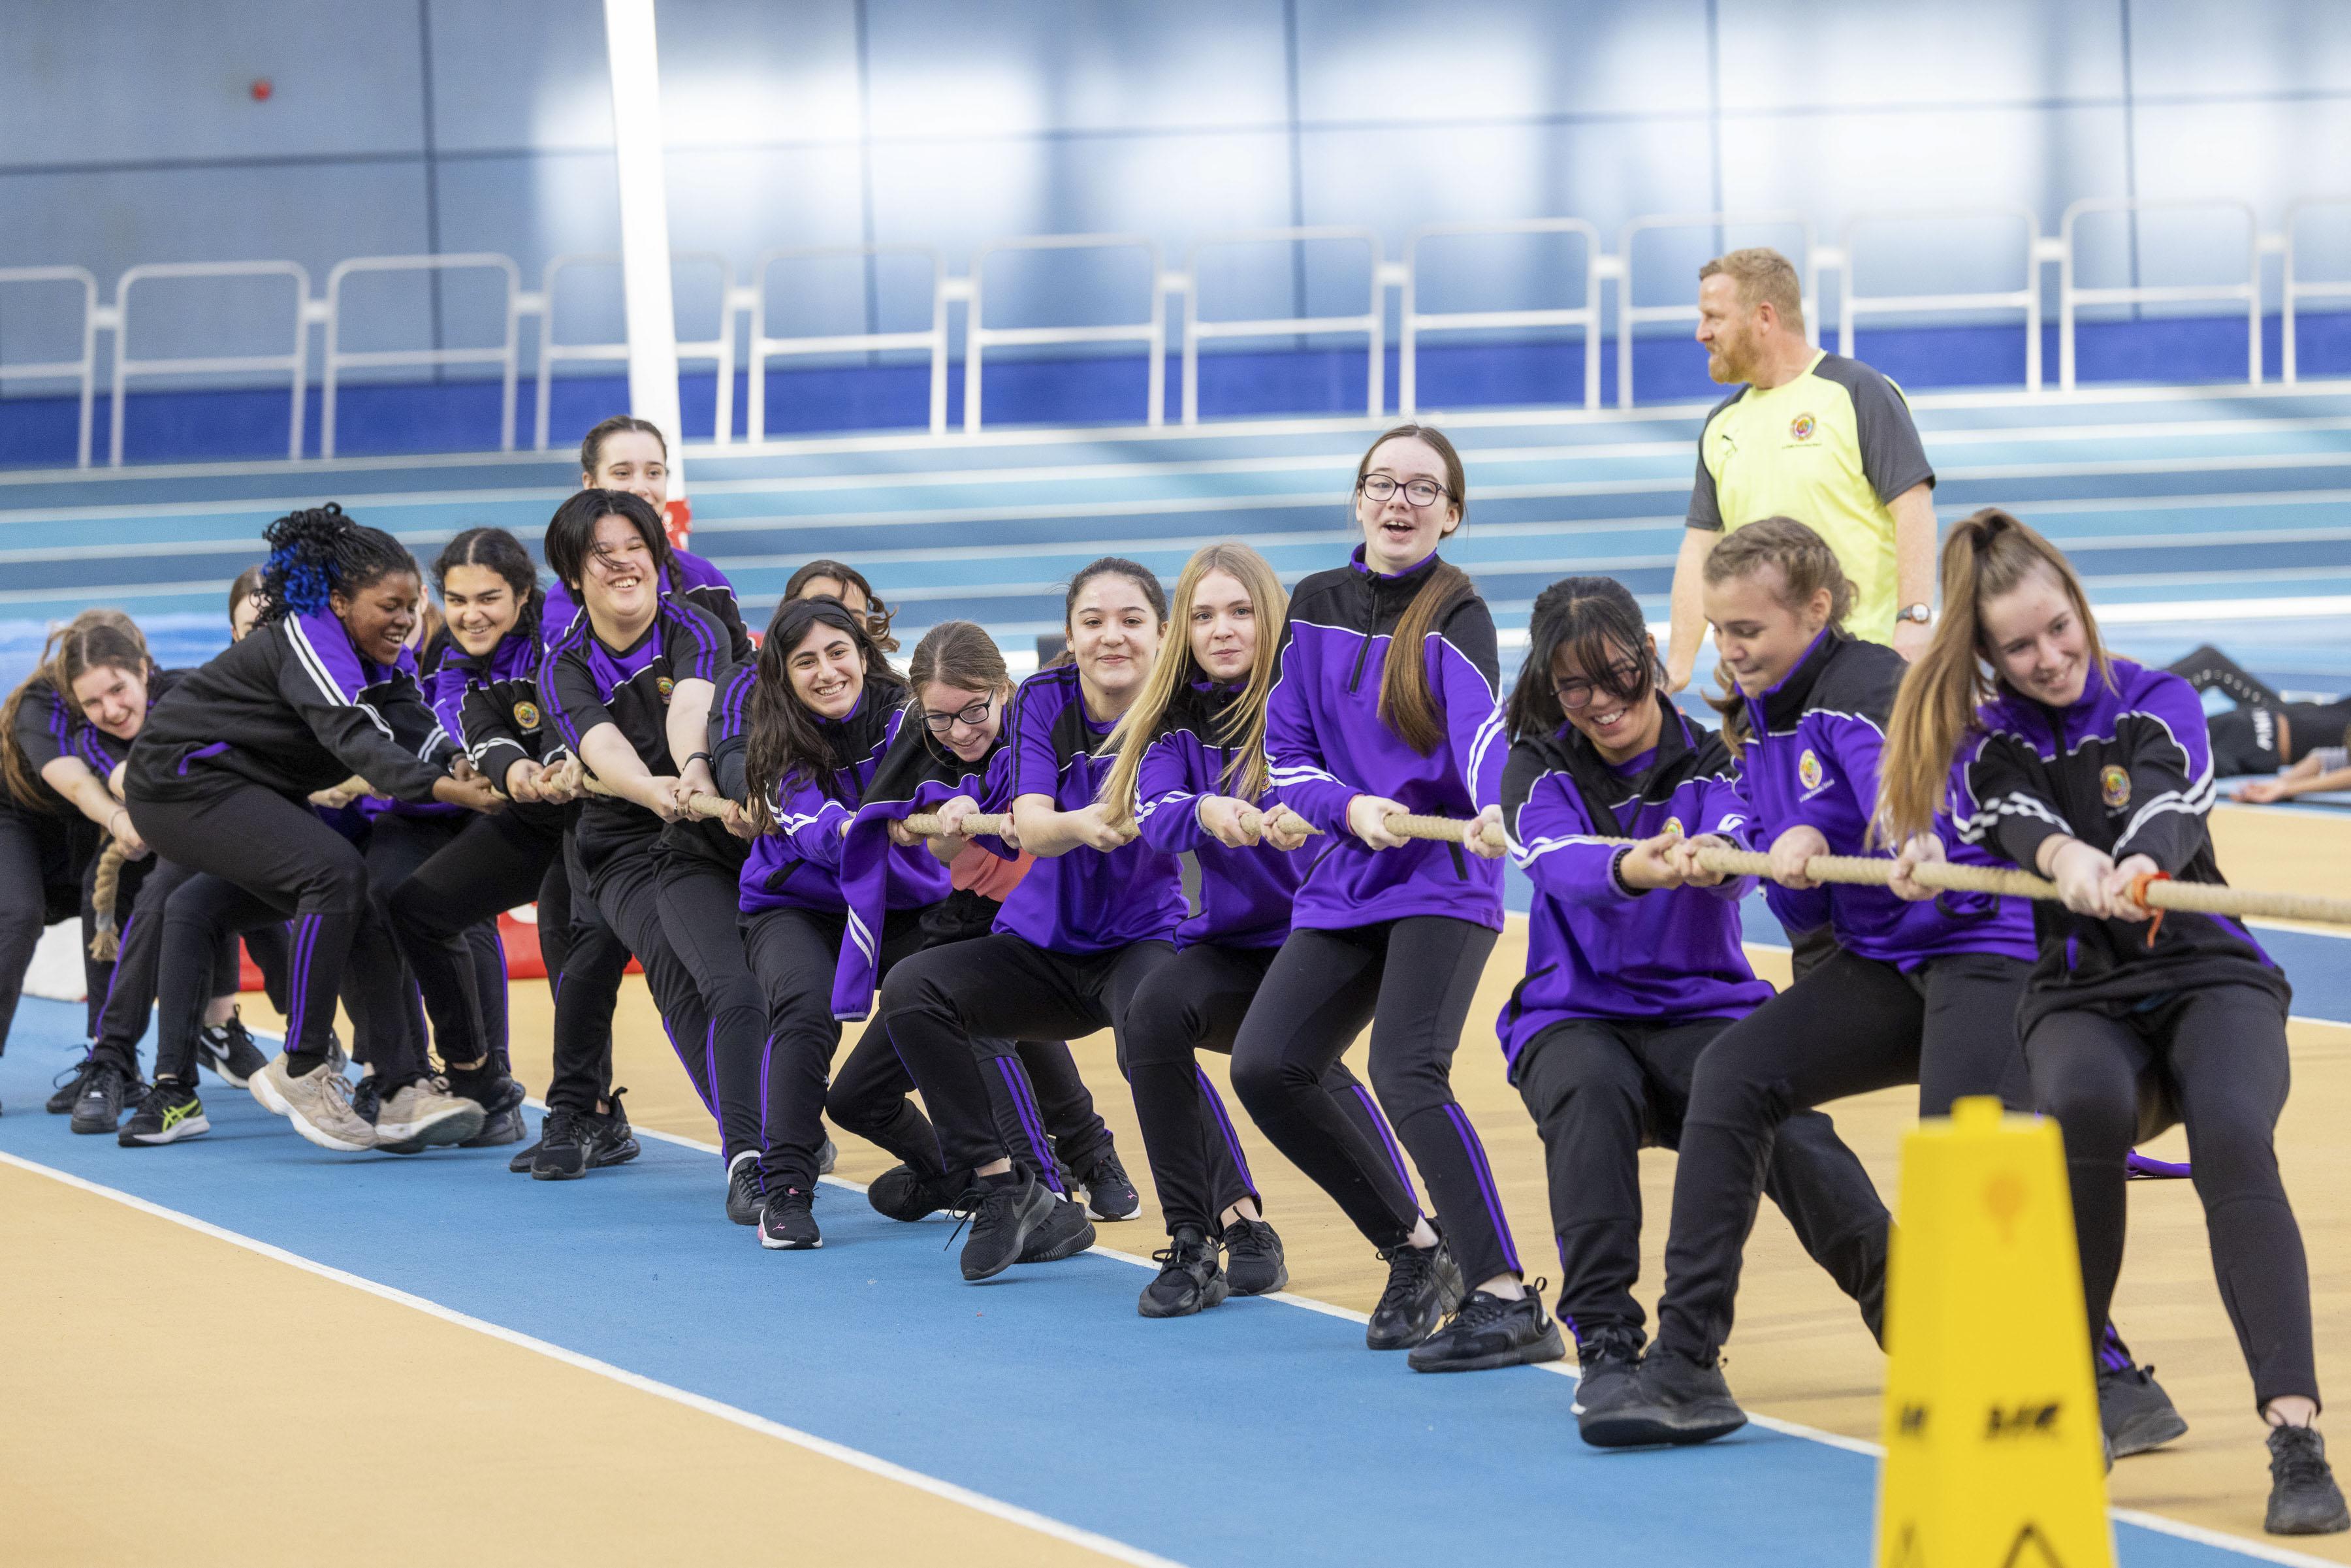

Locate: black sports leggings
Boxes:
[1125,940,1410,1238]
[1230,917,1514,1287]
[0,808,101,1048]
[127,781,421,1081]
[2167,645,2282,709]
[1655,948,2028,1361]
[87,855,277,1075]
[745,904,1113,1195]
[876,932,1150,1191]
[360,812,505,1071]
[655,848,769,1166]
[552,837,719,1120]
[2029,985,2318,1411]
[1513,1015,1888,1347]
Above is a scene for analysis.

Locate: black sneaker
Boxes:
[2268,1426,2351,1535]
[1080,1151,1140,1221]
[1579,1347,1749,1448]
[2099,1358,2188,1458]
[1571,1324,1646,1436]
[1222,1217,1287,1296]
[531,1108,594,1180]
[869,1163,961,1222]
[724,1151,763,1225]
[957,1172,1053,1281]
[70,1061,135,1135]
[507,1135,542,1174]
[1139,1226,1227,1319]
[197,1011,270,1088]
[48,1054,97,1115]
[594,1092,641,1168]
[463,1106,526,1147]
[1366,1239,1464,1351]
[818,1136,837,1175]
[1409,1285,1567,1373]
[118,1079,210,1146]
[1018,1194,1096,1264]
[758,1187,822,1250]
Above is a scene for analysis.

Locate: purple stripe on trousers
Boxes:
[1443,1101,1522,1277]
[991,1056,1063,1194]
[758,1031,775,1147]
[1194,1066,1258,1196]
[285,914,318,1052]
[656,1013,718,1118]
[1006,1064,1070,1196]
[1354,1084,1419,1208]
[95,912,136,1021]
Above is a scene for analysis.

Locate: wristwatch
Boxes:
[1897,603,1932,626]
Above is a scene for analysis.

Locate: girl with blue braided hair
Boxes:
[123,503,512,1156]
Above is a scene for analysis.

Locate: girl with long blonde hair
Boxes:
[1100,543,1412,1317]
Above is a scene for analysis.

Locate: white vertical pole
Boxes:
[603,0,686,504]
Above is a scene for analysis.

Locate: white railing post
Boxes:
[964,234,1162,435]
[0,266,100,467]
[2276,200,2351,385]
[534,251,734,451]
[2059,197,2263,393]
[322,253,520,458]
[1180,227,1384,424]
[110,260,312,466]
[744,246,950,443]
[1835,208,2041,391]
[1398,219,1603,417]
[1615,212,1814,408]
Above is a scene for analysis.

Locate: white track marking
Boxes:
[0,1150,1185,1568]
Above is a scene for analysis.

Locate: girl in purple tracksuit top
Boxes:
[1879,509,2343,1536]
[1497,575,1888,1441]
[1101,542,1416,1320]
[876,558,1175,1282]
[1588,517,2044,1450]
[1229,423,1552,1375]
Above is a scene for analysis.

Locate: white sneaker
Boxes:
[374,1078,484,1148]
[255,1057,376,1152]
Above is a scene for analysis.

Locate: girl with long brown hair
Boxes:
[1226,423,1550,1373]
[1878,509,2344,1535]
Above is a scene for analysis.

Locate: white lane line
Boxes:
[0,1149,1185,1568]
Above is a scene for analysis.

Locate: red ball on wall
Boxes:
[249,78,273,101]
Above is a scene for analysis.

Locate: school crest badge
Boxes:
[656,675,675,699]
[1799,748,1825,791]
[512,699,540,729]
[2100,765,2130,809]
[1789,412,1817,442]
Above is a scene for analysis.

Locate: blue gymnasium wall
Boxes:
[4,0,2351,463]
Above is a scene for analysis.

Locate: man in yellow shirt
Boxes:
[1664,248,1938,692]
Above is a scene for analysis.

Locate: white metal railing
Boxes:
[111,260,313,465]
[2060,197,2262,391]
[2282,196,2351,385]
[748,244,949,440]
[1178,227,1384,424]
[537,250,737,451]
[321,253,521,458]
[0,266,100,468]
[1400,219,1602,415]
[1616,212,1817,408]
[966,233,1164,434]
[1836,206,2045,391]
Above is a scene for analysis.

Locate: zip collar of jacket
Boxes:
[1347,544,1445,624]
[1747,624,1847,735]
[1534,692,1712,839]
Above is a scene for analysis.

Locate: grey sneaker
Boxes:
[374,1078,485,1149]
[255,1057,376,1152]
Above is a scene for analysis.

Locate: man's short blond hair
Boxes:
[1700,247,1804,333]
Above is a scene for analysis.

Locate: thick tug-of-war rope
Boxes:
[577,772,738,822]
[89,840,127,960]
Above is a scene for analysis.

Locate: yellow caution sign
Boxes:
[1876,1097,2114,1567]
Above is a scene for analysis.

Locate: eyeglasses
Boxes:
[1554,665,1646,711]
[1358,475,1449,507]
[921,696,994,735]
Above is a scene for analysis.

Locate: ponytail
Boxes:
[257,504,415,624]
[1878,508,2112,845]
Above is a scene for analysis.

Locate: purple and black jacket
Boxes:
[1732,626,2035,968]
[1497,698,1772,1077]
[1953,656,2288,1027]
[1264,547,1506,931]
[1131,680,1298,950]
[127,608,453,806]
[543,545,753,665]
